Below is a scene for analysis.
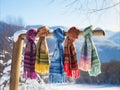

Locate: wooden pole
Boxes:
[20,29,105,39]
[10,35,24,90]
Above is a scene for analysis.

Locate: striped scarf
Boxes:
[23,29,37,79]
[79,26,101,76]
[78,26,92,71]
[49,28,66,83]
[64,27,80,78]
[35,27,49,74]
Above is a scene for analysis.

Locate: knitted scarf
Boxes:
[35,27,49,74]
[49,28,66,83]
[23,29,37,79]
[78,26,92,71]
[64,27,80,78]
[79,26,101,76]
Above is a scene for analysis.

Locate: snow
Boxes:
[0,60,4,64]
[95,27,103,30]
[3,65,11,73]
[14,30,27,42]
[4,50,9,54]
[3,84,120,90]
[0,55,5,58]
[0,73,10,85]
[8,36,13,41]
[6,59,11,65]
[45,84,120,90]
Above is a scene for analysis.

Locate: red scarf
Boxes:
[64,27,80,78]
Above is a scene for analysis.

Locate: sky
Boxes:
[0,0,120,31]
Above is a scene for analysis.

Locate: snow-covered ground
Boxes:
[3,84,120,90]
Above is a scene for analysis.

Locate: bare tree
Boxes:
[0,17,24,80]
[50,0,120,13]
[4,16,25,26]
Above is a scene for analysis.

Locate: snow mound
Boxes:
[0,73,10,85]
[0,60,4,64]
[3,84,120,90]
[14,30,27,42]
[6,59,11,65]
[3,65,11,73]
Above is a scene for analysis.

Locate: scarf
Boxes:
[35,26,49,74]
[78,26,92,71]
[23,28,37,79]
[49,28,66,83]
[64,27,80,78]
[79,26,101,76]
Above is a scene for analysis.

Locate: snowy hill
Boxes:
[93,36,120,62]
[94,31,120,62]
[25,25,68,32]
[109,32,120,44]
[104,30,115,38]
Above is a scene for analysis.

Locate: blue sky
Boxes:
[0,0,120,31]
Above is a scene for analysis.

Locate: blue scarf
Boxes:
[49,28,66,83]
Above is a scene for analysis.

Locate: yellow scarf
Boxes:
[35,26,49,74]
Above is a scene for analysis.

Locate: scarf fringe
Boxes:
[64,62,69,72]
[35,63,49,74]
[23,71,37,79]
[64,63,80,78]
[71,69,80,78]
[79,55,91,71]
[49,74,66,83]
[88,60,101,76]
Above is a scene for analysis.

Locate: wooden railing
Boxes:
[9,29,105,90]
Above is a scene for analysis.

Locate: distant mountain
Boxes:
[25,25,43,29]
[0,22,7,32]
[93,37,120,62]
[0,21,24,66]
[49,26,68,32]
[104,30,115,38]
[25,25,68,32]
[109,32,120,44]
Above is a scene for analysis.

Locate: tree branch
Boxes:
[90,1,120,13]
[65,0,77,7]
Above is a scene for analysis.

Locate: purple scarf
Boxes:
[23,28,37,79]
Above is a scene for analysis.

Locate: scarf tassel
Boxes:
[49,74,66,83]
[35,36,50,74]
[79,55,91,71]
[88,51,101,76]
[23,29,37,79]
[64,63,80,78]
[35,63,49,74]
[88,63,101,76]
[23,71,37,79]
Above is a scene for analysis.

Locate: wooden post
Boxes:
[10,35,24,90]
